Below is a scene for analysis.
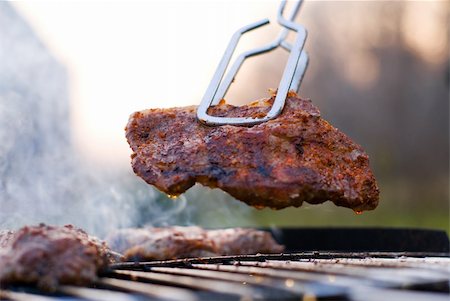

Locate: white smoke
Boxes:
[0,2,253,237]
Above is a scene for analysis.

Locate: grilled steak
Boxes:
[105,226,217,261]
[126,91,379,211]
[206,228,284,255]
[106,227,284,261]
[0,224,118,290]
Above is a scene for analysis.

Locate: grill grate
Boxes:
[1,252,449,301]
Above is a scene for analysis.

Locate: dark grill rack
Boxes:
[2,252,450,301]
[1,228,449,300]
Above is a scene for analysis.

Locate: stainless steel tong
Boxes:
[197,0,308,126]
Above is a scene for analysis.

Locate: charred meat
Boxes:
[206,228,284,256]
[106,226,284,261]
[105,226,217,261]
[0,224,118,290]
[126,91,379,211]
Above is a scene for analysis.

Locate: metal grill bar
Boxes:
[149,266,347,299]
[250,260,450,283]
[191,262,392,288]
[108,269,336,300]
[2,252,449,301]
[58,286,137,301]
[319,260,448,279]
[305,257,450,274]
[110,269,258,298]
[205,261,449,291]
[110,252,450,270]
[97,278,198,301]
[0,290,56,301]
[350,287,450,301]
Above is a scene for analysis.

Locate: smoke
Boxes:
[0,3,254,237]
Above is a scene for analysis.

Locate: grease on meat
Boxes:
[0,224,118,290]
[126,91,379,211]
[106,226,284,261]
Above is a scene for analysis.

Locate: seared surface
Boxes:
[0,224,117,290]
[126,91,379,211]
[106,226,216,261]
[206,228,285,256]
[106,226,284,261]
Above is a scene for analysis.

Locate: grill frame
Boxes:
[263,227,450,253]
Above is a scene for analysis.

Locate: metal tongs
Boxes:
[197,0,308,126]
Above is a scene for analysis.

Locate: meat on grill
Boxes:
[206,228,285,256]
[105,226,284,261]
[126,91,379,211]
[0,224,119,290]
[105,226,217,261]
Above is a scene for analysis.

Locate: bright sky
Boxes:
[11,1,447,168]
[13,1,274,167]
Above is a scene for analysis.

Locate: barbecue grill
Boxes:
[1,227,449,301]
[1,1,448,301]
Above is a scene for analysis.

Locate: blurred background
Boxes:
[0,1,448,237]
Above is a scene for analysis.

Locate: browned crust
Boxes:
[106,226,284,261]
[0,224,115,290]
[126,91,379,211]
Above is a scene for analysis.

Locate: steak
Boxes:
[206,227,285,256]
[105,226,217,261]
[0,224,119,290]
[126,91,379,211]
[106,226,284,261]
